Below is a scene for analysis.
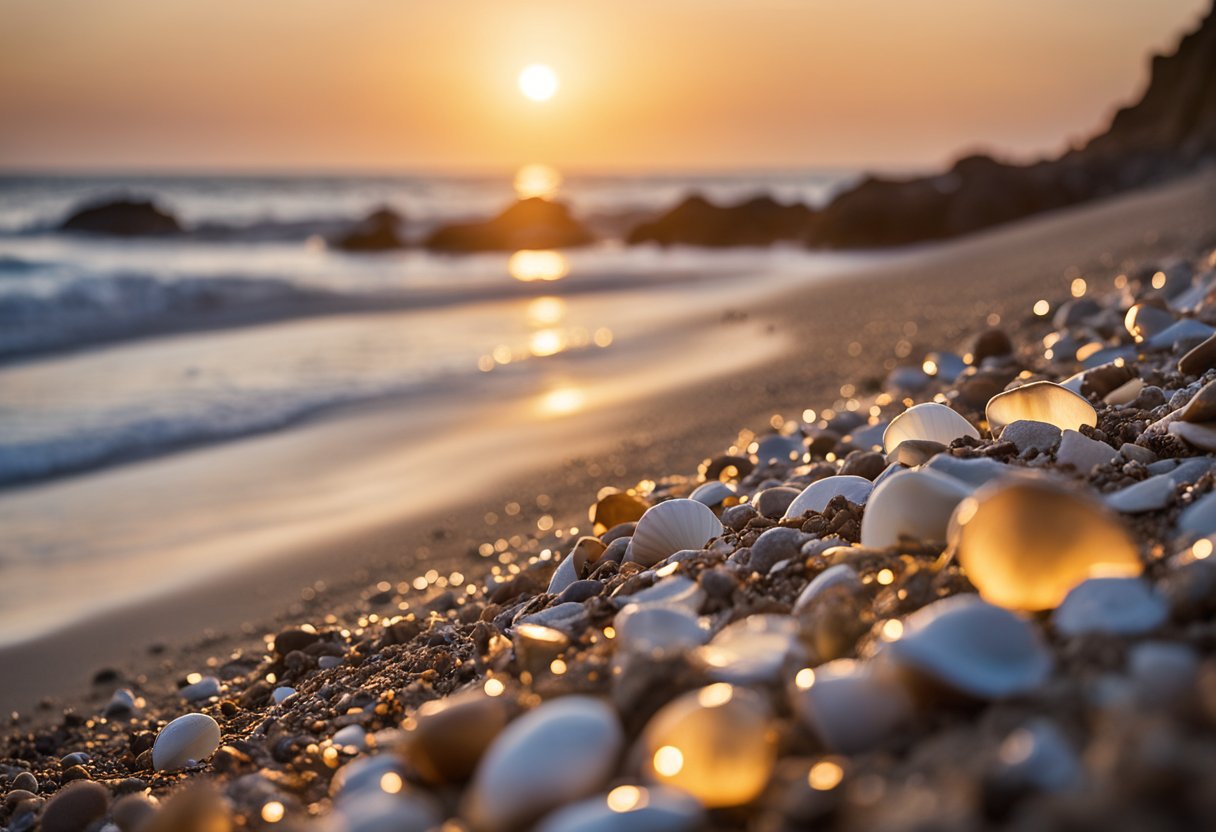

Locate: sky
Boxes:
[0,0,1209,173]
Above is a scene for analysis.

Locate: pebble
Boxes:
[332,725,367,751]
[1000,420,1062,454]
[790,658,912,753]
[887,594,1052,698]
[1105,474,1176,513]
[103,688,139,718]
[273,627,322,657]
[617,576,705,613]
[271,686,296,705]
[889,439,947,467]
[1170,420,1216,451]
[39,781,110,832]
[995,719,1082,792]
[1179,491,1216,536]
[111,794,158,832]
[923,454,1010,488]
[641,684,776,808]
[464,696,623,832]
[614,605,709,657]
[152,713,221,771]
[753,486,802,519]
[749,527,811,573]
[331,753,410,803]
[402,690,510,784]
[517,601,589,636]
[720,503,758,531]
[11,771,37,793]
[180,675,222,701]
[1056,430,1118,472]
[534,785,704,832]
[1179,333,1216,375]
[1052,578,1167,636]
[333,791,443,832]
[792,564,862,613]
[59,752,89,767]
[1128,641,1199,707]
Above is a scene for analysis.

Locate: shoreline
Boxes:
[2,170,1214,720]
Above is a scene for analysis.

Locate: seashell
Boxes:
[1179,378,1216,423]
[1170,420,1216,451]
[753,433,806,464]
[995,719,1082,792]
[626,499,723,567]
[517,601,589,636]
[152,713,221,771]
[949,479,1141,611]
[1052,577,1167,637]
[613,604,710,657]
[888,439,946,467]
[782,475,873,520]
[590,492,648,535]
[465,696,623,832]
[617,575,705,613]
[792,564,862,614]
[1055,429,1119,472]
[859,468,972,549]
[1124,302,1176,341]
[695,615,804,685]
[180,676,221,702]
[402,689,510,784]
[887,594,1051,698]
[547,537,606,595]
[1103,377,1144,406]
[534,785,704,832]
[689,481,736,510]
[512,623,570,675]
[789,658,913,753]
[883,402,980,454]
[641,684,776,808]
[985,381,1097,435]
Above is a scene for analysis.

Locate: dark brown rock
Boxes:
[424,198,593,252]
[59,197,182,236]
[627,193,814,247]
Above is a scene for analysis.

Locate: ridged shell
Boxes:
[626,499,723,567]
[887,594,1052,699]
[782,475,873,519]
[859,469,971,549]
[882,402,980,454]
[985,381,1097,434]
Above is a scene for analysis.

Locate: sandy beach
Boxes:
[3,169,1212,720]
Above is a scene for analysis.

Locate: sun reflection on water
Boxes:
[509,249,569,282]
[527,296,566,326]
[539,386,585,416]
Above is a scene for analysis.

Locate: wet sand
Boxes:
[2,170,1213,717]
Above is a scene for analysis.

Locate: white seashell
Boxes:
[790,658,913,753]
[689,481,736,508]
[152,713,221,771]
[985,381,1097,434]
[782,475,873,520]
[641,684,775,808]
[104,688,139,716]
[950,478,1142,611]
[534,785,704,832]
[272,686,296,705]
[883,402,980,454]
[695,615,804,685]
[887,594,1052,698]
[547,537,605,595]
[859,468,972,549]
[613,605,710,657]
[792,564,861,614]
[626,499,723,567]
[1052,578,1167,637]
[465,696,623,832]
[617,575,705,613]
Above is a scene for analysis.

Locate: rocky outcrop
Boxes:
[59,197,182,236]
[806,7,1216,248]
[626,194,814,247]
[424,198,593,252]
[331,207,407,251]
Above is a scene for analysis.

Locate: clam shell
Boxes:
[887,594,1052,698]
[782,475,873,520]
[859,468,972,549]
[689,480,736,510]
[465,697,623,832]
[985,381,1097,434]
[790,658,913,753]
[883,402,980,454]
[547,536,606,595]
[616,575,705,613]
[591,492,648,535]
[1052,577,1167,637]
[949,478,1141,611]
[626,499,723,567]
[152,713,221,771]
[695,615,804,685]
[641,684,776,808]
[613,604,710,657]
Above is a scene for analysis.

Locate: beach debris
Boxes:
[626,499,722,566]
[640,684,776,808]
[999,420,1062,455]
[950,479,1142,611]
[179,675,221,702]
[882,402,980,454]
[464,696,623,832]
[151,713,221,771]
[1055,429,1119,472]
[985,381,1098,434]
[887,595,1052,698]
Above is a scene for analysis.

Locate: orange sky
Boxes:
[0,0,1208,173]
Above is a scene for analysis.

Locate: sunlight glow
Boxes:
[514,163,562,200]
[518,64,558,102]
[509,249,569,282]
[539,387,585,417]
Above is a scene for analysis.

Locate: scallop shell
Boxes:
[790,658,913,753]
[152,713,221,771]
[887,594,1052,698]
[949,478,1141,611]
[859,469,972,549]
[882,402,980,454]
[626,499,723,567]
[781,475,873,520]
[985,381,1097,434]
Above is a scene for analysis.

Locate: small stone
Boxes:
[403,690,510,785]
[180,676,221,702]
[61,765,90,783]
[1105,474,1176,514]
[111,794,158,832]
[11,771,37,793]
[1179,379,1216,423]
[271,686,296,705]
[890,439,947,467]
[618,576,705,613]
[1052,578,1167,636]
[1000,420,1062,455]
[59,752,89,767]
[838,451,887,480]
[333,725,367,751]
[995,719,1082,792]
[720,503,757,530]
[695,615,804,685]
[152,713,222,771]
[1056,429,1117,473]
[749,527,810,573]
[273,627,322,657]
[753,486,801,519]
[1179,333,1216,375]
[103,688,139,718]
[516,601,589,636]
[1119,443,1157,464]
[39,781,110,832]
[1128,641,1199,707]
[924,454,1010,489]
[318,655,343,669]
[790,658,912,753]
[967,328,1013,364]
[1170,420,1216,451]
[1179,492,1216,536]
[534,785,704,832]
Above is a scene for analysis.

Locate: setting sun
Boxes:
[518,64,558,102]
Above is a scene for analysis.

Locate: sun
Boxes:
[518,64,558,102]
